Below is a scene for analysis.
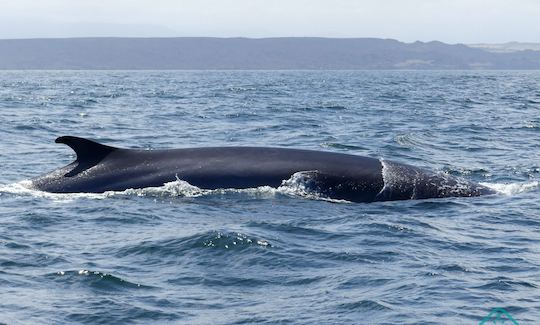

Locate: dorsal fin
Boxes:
[55,136,119,177]
[55,136,118,164]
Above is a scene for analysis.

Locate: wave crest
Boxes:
[49,269,149,290]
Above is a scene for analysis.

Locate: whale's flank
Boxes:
[31,136,494,202]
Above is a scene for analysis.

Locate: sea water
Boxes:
[1,70,539,324]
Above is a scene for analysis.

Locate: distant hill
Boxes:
[1,37,539,70]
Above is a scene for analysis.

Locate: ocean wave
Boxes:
[336,299,393,311]
[201,231,271,249]
[119,231,271,257]
[47,269,150,290]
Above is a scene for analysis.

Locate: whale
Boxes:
[30,136,495,202]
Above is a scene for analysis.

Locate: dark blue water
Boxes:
[1,71,539,324]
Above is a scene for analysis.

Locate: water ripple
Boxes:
[1,70,540,324]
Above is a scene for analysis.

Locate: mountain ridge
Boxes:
[1,37,539,69]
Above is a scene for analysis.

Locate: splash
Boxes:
[278,171,352,203]
[119,178,208,197]
[481,181,540,195]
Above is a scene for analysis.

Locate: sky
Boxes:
[1,0,539,44]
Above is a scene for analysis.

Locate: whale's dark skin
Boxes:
[31,136,495,202]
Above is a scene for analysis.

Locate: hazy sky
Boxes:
[1,0,539,43]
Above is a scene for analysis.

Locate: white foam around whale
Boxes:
[480,181,540,195]
[0,172,350,203]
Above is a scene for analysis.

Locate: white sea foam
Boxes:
[277,171,351,203]
[480,181,540,195]
[117,178,208,198]
[0,180,107,202]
